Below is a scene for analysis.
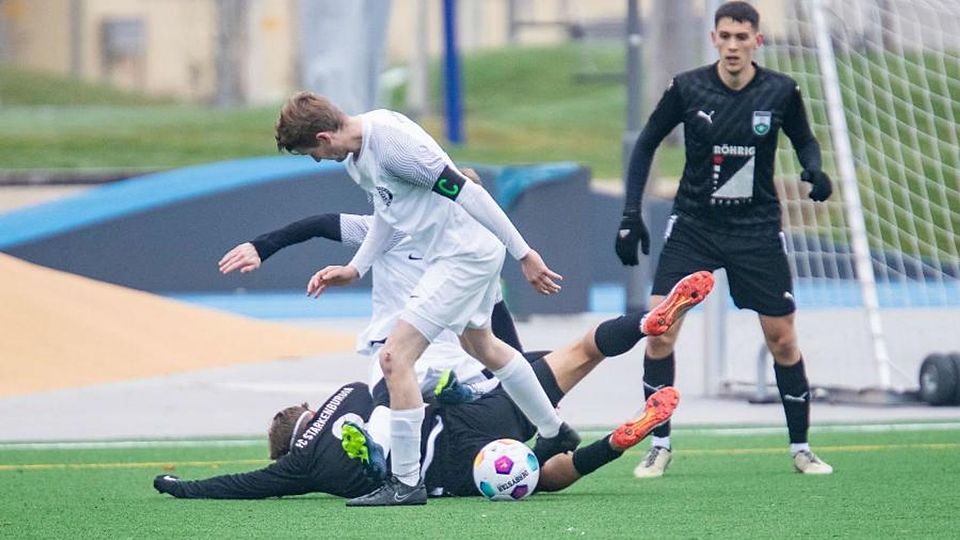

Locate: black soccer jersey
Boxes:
[166,383,379,499]
[625,62,822,234]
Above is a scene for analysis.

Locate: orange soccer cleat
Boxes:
[641,271,715,336]
[611,387,680,451]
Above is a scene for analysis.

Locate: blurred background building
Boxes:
[0,0,790,110]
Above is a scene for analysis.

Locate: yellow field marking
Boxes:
[0,459,268,472]
[2,442,958,472]
[622,442,960,456]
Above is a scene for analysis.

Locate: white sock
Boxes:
[492,353,562,438]
[390,406,425,486]
[790,442,811,455]
[652,436,671,450]
[366,405,392,457]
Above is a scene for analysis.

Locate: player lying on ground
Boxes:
[152,271,714,500]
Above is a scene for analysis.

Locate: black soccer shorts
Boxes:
[651,214,796,317]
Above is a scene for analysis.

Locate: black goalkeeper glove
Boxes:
[154,474,182,497]
[801,170,833,202]
[615,210,650,266]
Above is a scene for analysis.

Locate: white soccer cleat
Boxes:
[633,446,672,478]
[793,450,833,475]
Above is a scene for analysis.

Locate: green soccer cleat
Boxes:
[433,369,479,405]
[341,421,387,482]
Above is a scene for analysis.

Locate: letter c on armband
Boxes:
[432,174,465,201]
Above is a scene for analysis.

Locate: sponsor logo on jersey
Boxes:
[752,111,772,135]
[376,187,393,207]
[711,145,756,205]
[713,144,756,156]
[697,109,715,125]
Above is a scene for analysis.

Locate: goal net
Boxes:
[713,0,960,395]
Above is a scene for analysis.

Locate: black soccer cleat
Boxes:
[345,475,427,507]
[532,422,581,465]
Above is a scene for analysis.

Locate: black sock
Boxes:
[593,312,645,357]
[571,435,623,476]
[774,358,810,444]
[371,379,390,408]
[491,300,524,353]
[644,352,675,439]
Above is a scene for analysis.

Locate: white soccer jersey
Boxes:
[339,214,488,388]
[343,110,502,262]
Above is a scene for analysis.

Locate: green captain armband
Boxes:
[431,167,466,200]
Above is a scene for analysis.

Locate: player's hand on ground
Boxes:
[520,249,562,295]
[307,265,360,297]
[218,242,262,274]
[153,474,181,496]
[615,210,650,265]
[801,170,833,202]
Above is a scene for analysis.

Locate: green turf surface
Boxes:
[2,426,958,538]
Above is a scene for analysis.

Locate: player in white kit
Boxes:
[275,92,579,506]
[217,206,509,466]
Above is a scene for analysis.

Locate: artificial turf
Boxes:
[1,425,957,538]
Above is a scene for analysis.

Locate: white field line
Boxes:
[2,421,959,451]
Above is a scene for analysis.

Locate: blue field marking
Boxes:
[171,280,959,320]
[0,156,338,249]
[168,290,373,319]
[588,280,960,313]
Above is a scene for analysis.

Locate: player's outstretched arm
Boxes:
[153,460,314,499]
[218,214,343,274]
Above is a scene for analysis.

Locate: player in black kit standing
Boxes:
[615,1,833,477]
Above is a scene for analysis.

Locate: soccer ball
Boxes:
[472,438,540,501]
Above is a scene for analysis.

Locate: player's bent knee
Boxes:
[379,350,398,377]
[765,334,798,363]
[646,333,677,357]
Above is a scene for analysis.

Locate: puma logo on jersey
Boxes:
[697,110,715,124]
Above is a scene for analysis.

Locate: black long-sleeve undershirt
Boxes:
[249,213,341,261]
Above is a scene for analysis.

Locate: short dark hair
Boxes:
[715,1,760,30]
